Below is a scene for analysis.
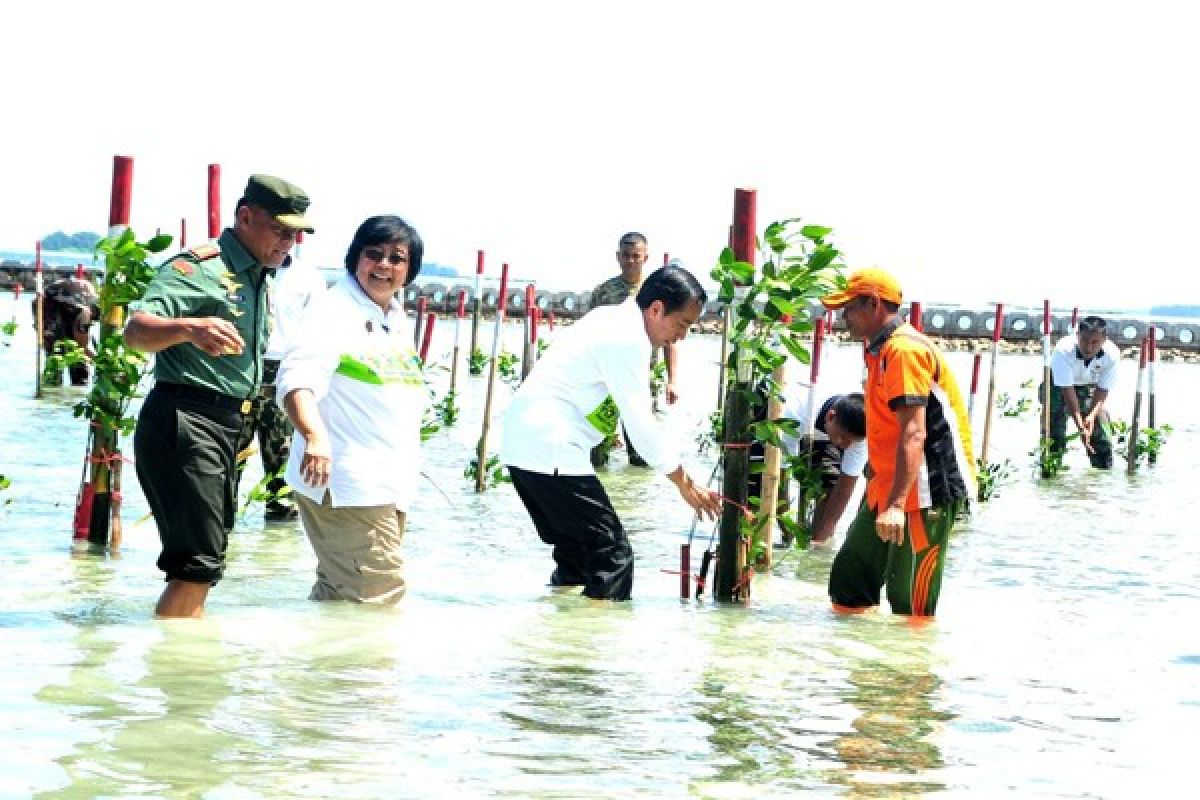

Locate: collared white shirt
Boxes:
[1051,335,1120,391]
[500,298,680,476]
[276,274,426,509]
[265,256,329,360]
[780,388,867,477]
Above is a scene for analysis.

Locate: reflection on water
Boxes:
[2,299,1200,797]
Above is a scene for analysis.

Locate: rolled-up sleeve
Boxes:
[276,296,339,402]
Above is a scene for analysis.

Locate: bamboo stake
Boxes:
[476,262,510,492]
[34,240,44,398]
[1127,335,1148,474]
[449,289,466,396]
[979,303,1005,467]
[1147,325,1157,465]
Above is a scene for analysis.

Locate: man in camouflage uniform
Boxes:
[125,174,314,618]
[587,232,678,467]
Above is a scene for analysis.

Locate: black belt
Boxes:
[155,382,254,415]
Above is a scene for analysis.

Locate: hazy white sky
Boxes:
[2,0,1196,310]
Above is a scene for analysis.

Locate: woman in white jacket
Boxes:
[277,216,427,604]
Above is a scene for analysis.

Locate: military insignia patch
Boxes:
[172,259,194,276]
[188,243,221,260]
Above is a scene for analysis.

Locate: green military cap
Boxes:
[242,174,315,233]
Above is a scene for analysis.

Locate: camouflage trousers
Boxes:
[236,359,293,496]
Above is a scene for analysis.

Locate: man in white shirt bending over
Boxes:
[500,265,721,601]
[1045,315,1121,469]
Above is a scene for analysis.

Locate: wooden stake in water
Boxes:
[979,303,1005,468]
[1127,335,1148,474]
[1040,299,1053,475]
[207,164,221,239]
[34,240,44,399]
[716,188,756,603]
[476,262,510,492]
[1147,325,1158,464]
[449,289,466,395]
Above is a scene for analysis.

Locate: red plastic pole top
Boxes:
[108,155,133,228]
[419,314,435,363]
[531,307,540,344]
[476,250,485,275]
[810,318,825,383]
[910,301,923,332]
[1138,335,1148,369]
[548,311,556,331]
[1071,307,1079,327]
[731,188,757,274]
[498,263,510,321]
[207,164,221,238]
[1043,299,1051,335]
[180,218,188,249]
[295,229,304,244]
[525,283,535,319]
[663,252,670,267]
[992,303,1005,343]
[35,240,42,272]
[456,290,467,318]
[417,296,427,314]
[1148,326,1157,362]
[970,352,983,393]
[75,263,84,279]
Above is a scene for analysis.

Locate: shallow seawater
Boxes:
[2,296,1198,799]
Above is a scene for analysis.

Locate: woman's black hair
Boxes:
[635,265,707,314]
[344,215,424,285]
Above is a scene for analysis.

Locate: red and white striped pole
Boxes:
[521,283,536,380]
[968,351,984,431]
[1147,325,1158,464]
[909,301,923,332]
[414,295,427,351]
[34,240,44,398]
[419,312,435,364]
[979,302,1005,467]
[804,317,827,441]
[294,228,304,259]
[475,262,510,492]
[1041,299,1052,450]
[663,252,670,267]
[1071,306,1079,331]
[1127,335,1149,474]
[206,164,220,239]
[449,289,467,395]
[469,249,485,364]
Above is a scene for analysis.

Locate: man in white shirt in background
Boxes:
[500,265,721,601]
[1043,314,1121,469]
[239,248,330,520]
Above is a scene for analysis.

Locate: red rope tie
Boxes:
[87,449,134,466]
[713,494,754,519]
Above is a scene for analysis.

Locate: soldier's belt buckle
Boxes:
[240,399,253,415]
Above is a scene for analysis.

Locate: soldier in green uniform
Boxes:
[125,175,314,618]
[587,232,679,467]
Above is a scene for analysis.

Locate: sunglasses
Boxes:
[362,247,407,266]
